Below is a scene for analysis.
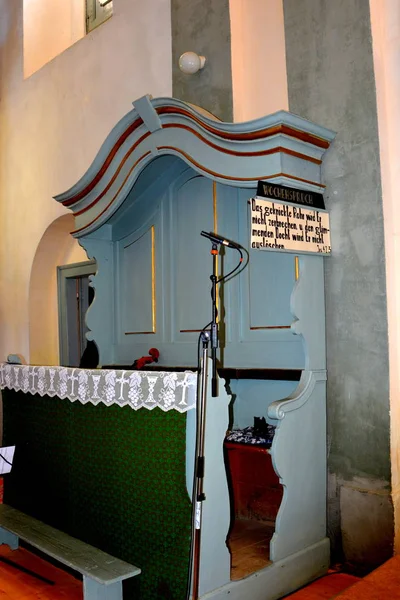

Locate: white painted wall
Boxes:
[229,0,288,122]
[370,0,400,553]
[29,215,89,366]
[23,0,86,77]
[0,0,172,363]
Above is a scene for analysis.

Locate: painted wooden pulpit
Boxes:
[1,95,335,600]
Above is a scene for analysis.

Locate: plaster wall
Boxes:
[229,0,288,122]
[369,0,400,554]
[283,0,393,567]
[0,0,172,363]
[171,0,288,124]
[171,0,233,121]
[29,215,88,366]
[23,0,85,77]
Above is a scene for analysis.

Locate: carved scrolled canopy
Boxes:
[54,96,335,369]
[55,95,335,238]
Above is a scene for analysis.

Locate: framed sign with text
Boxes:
[250,195,331,256]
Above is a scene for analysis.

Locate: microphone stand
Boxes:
[191,332,210,600]
[189,243,219,600]
[188,233,244,600]
[210,242,219,398]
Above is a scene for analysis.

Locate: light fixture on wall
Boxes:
[178,52,206,75]
[99,0,113,6]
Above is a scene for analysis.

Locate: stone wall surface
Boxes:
[284,0,393,567]
[172,0,233,121]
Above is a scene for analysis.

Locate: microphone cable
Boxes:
[185,321,211,600]
[185,242,247,599]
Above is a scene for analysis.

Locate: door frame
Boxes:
[57,260,96,366]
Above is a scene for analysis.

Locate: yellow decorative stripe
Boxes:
[125,331,156,335]
[156,146,325,187]
[213,181,220,315]
[213,182,218,232]
[124,225,156,335]
[250,326,291,330]
[151,225,156,333]
[72,151,151,234]
[295,256,299,281]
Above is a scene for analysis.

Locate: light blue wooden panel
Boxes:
[81,160,306,369]
[236,188,297,335]
[119,227,154,335]
[110,159,192,363]
[113,183,166,363]
[110,156,180,242]
[248,250,295,330]
[172,175,215,335]
[217,185,304,369]
[248,252,295,328]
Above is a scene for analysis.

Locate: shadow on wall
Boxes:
[28,214,88,366]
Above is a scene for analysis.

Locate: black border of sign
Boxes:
[257,181,325,210]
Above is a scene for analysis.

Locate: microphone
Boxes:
[201,231,239,249]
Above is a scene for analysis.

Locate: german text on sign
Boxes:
[250,197,331,255]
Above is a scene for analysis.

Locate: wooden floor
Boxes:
[0,545,82,599]
[228,519,274,580]
[1,539,400,599]
[285,555,400,599]
[333,555,400,599]
[228,519,360,598]
[225,517,400,599]
[284,571,360,599]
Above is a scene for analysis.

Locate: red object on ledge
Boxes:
[132,348,160,370]
[224,442,283,522]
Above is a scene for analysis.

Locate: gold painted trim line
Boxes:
[295,256,299,281]
[72,151,152,234]
[151,225,156,333]
[123,225,156,335]
[63,104,330,209]
[72,145,324,233]
[63,117,144,206]
[74,133,151,217]
[162,123,322,164]
[213,181,220,314]
[253,171,325,188]
[250,325,291,330]
[156,147,325,188]
[213,181,218,232]
[156,106,330,149]
[125,331,156,335]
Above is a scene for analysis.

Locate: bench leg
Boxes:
[0,527,19,550]
[83,576,122,600]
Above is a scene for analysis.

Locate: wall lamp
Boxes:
[179,52,206,75]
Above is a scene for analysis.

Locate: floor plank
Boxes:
[0,530,399,600]
[284,572,360,599]
[336,555,400,599]
[228,519,273,580]
[0,546,82,600]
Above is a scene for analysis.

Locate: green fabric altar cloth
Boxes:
[1,389,191,600]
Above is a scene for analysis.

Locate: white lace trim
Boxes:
[0,364,197,412]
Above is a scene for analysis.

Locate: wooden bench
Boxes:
[0,504,141,600]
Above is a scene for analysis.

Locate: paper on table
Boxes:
[0,446,15,474]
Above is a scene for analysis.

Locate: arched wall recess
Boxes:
[29,214,88,366]
[54,95,335,369]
